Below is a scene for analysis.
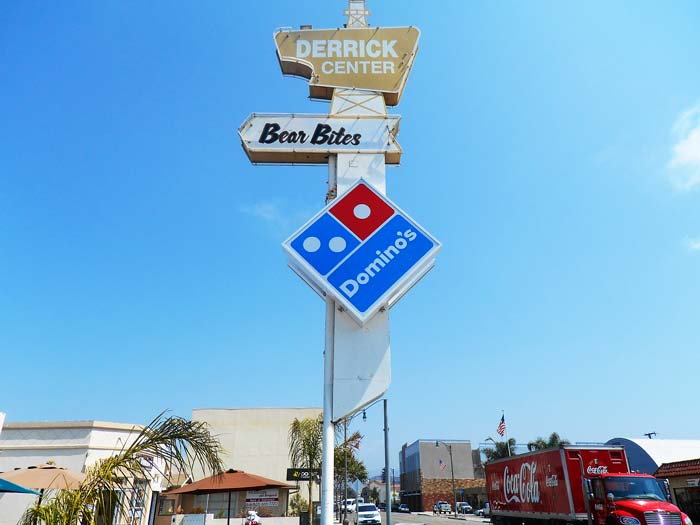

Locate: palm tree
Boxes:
[483,437,517,461]
[288,415,323,525]
[20,411,224,525]
[527,432,570,451]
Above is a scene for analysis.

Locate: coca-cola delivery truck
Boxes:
[485,445,692,525]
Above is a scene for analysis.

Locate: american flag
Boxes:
[497,415,506,437]
[439,459,447,471]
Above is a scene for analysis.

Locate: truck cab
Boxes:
[589,473,692,525]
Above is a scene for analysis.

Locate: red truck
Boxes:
[485,445,692,525]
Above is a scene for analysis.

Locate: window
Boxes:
[158,499,176,516]
[192,493,237,518]
[592,479,605,500]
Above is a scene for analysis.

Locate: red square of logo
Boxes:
[329,182,394,240]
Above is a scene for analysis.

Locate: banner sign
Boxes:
[286,468,322,481]
[283,179,440,326]
[275,27,420,106]
[246,489,279,507]
[239,114,401,164]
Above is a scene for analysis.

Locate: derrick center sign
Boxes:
[283,180,440,326]
[275,26,420,106]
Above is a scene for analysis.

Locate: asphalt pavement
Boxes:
[377,512,489,525]
[337,510,489,525]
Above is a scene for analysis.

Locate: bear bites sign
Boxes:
[275,27,420,106]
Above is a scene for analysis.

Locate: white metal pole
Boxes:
[384,399,392,525]
[321,155,338,525]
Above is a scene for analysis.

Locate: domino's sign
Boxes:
[283,180,440,325]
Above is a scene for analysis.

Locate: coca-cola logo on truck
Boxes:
[504,461,540,504]
[586,465,608,475]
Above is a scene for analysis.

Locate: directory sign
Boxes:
[283,180,440,325]
[274,26,420,106]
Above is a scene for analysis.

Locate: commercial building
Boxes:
[157,469,294,525]
[361,478,399,505]
[399,439,484,512]
[0,420,164,525]
[605,438,700,474]
[655,458,700,523]
[191,407,322,505]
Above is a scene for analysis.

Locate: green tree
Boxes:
[288,415,323,525]
[288,493,308,517]
[21,412,224,525]
[483,437,517,461]
[369,487,379,504]
[333,420,367,522]
[527,432,570,451]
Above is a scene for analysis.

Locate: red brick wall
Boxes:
[421,478,485,512]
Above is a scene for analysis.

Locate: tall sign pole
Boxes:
[324,4,389,524]
[239,4,439,525]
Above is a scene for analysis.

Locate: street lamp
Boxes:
[435,440,458,518]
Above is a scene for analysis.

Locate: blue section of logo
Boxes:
[326,214,435,313]
[290,213,360,276]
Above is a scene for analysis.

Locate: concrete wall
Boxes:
[192,408,322,504]
[419,441,474,479]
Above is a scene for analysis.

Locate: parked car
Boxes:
[457,502,473,514]
[397,504,410,513]
[433,501,452,514]
[390,503,400,512]
[341,498,365,512]
[376,502,386,511]
[474,502,490,517]
[356,503,381,525]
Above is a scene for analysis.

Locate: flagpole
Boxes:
[503,410,511,456]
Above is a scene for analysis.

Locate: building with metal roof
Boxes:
[605,438,700,474]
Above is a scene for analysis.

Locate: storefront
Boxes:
[155,469,293,525]
[655,458,700,523]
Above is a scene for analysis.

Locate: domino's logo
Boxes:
[284,180,440,325]
[290,213,360,275]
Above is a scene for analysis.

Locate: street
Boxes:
[374,513,490,525]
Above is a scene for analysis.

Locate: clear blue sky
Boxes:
[1,1,699,473]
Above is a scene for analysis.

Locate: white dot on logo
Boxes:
[353,204,371,220]
[328,237,347,253]
[303,236,321,253]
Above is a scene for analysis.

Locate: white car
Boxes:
[356,503,381,525]
[475,503,490,517]
[343,498,364,513]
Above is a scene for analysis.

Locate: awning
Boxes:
[165,469,293,495]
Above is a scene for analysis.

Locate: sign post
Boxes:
[238,4,439,525]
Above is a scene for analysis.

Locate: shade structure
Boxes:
[0,463,86,490]
[165,469,292,495]
[0,478,41,495]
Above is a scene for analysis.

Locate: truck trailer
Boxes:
[485,445,692,525]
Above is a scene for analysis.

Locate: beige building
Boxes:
[192,407,322,504]
[0,420,164,525]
